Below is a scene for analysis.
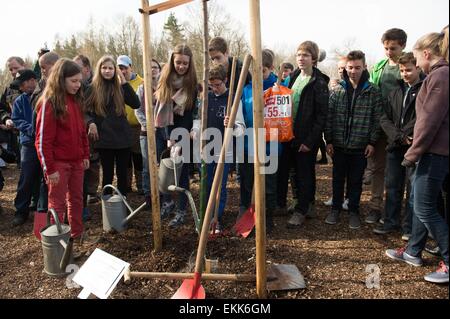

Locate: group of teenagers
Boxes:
[0,25,448,284]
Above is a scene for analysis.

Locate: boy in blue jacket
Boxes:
[239,49,280,233]
[11,70,45,226]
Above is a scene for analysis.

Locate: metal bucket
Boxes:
[101,185,128,233]
[40,209,73,277]
[159,155,183,194]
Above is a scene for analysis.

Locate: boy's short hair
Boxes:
[397,52,416,66]
[208,37,228,54]
[262,49,275,68]
[297,41,320,63]
[209,64,227,81]
[346,50,366,65]
[74,54,91,69]
[382,28,408,46]
[281,62,294,71]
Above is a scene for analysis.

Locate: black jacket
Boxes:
[288,67,330,150]
[381,76,424,152]
[86,83,141,149]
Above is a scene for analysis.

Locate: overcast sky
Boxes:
[0,0,448,68]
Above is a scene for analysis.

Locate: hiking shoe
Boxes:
[12,213,28,227]
[373,226,397,235]
[287,200,297,214]
[87,194,100,205]
[323,197,333,206]
[385,247,423,267]
[424,262,449,284]
[401,233,411,241]
[160,200,175,220]
[424,245,441,257]
[325,209,340,225]
[365,209,381,224]
[342,198,349,211]
[168,210,186,228]
[82,207,91,222]
[305,202,317,218]
[287,212,305,228]
[349,212,361,230]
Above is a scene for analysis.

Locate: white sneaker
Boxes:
[342,199,349,211]
[323,198,333,206]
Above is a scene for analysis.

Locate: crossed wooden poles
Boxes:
[138,0,267,298]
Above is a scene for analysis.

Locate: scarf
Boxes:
[154,74,189,128]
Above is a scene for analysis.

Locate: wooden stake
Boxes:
[199,0,210,226]
[249,0,267,299]
[140,0,162,252]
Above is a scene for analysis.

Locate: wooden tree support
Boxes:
[140,0,195,15]
[124,269,259,283]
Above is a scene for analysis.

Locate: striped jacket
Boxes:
[325,74,383,151]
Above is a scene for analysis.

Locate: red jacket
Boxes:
[35,95,89,175]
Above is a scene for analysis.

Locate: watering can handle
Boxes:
[46,208,63,234]
[102,185,134,214]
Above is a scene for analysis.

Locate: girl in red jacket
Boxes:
[35,59,90,240]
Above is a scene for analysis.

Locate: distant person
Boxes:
[280,62,294,86]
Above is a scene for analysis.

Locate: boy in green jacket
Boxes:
[365,28,407,225]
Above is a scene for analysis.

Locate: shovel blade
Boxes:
[171,279,206,299]
[233,206,256,238]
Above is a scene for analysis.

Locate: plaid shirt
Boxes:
[325,80,383,151]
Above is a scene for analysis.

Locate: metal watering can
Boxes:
[40,209,73,277]
[101,185,147,233]
[159,152,183,194]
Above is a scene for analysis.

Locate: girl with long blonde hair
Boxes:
[85,55,140,196]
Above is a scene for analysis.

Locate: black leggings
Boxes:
[99,148,131,196]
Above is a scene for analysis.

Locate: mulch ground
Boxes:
[0,163,448,299]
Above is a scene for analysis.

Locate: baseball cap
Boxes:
[117,55,132,67]
[11,69,38,88]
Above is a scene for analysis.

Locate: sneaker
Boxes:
[349,212,361,230]
[287,212,305,228]
[305,202,317,218]
[323,198,333,206]
[401,233,411,241]
[373,226,397,235]
[168,210,186,228]
[342,198,349,211]
[365,210,381,224]
[161,200,175,220]
[385,247,423,267]
[424,262,449,284]
[325,209,340,225]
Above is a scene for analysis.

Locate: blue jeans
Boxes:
[406,153,449,265]
[14,145,47,216]
[332,148,367,213]
[384,148,413,233]
[205,162,230,221]
[140,128,168,196]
